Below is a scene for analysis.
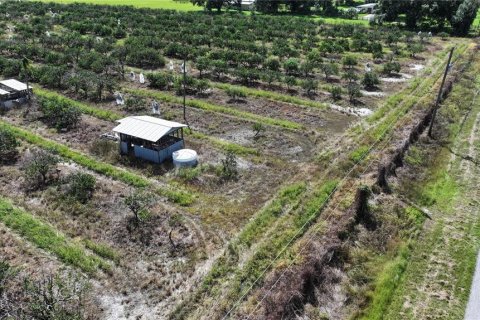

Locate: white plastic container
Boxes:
[173,149,198,168]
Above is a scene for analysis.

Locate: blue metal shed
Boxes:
[113,116,187,164]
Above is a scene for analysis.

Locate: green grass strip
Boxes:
[360,245,410,320]
[124,87,303,130]
[0,121,194,206]
[212,82,330,110]
[189,131,259,156]
[83,239,121,264]
[35,88,122,122]
[0,196,110,274]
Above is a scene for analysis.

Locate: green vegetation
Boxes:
[174,180,338,319]
[38,0,201,11]
[38,94,82,131]
[0,121,194,206]
[0,127,19,163]
[0,197,110,274]
[64,172,97,204]
[36,88,122,122]
[37,89,257,157]
[190,131,259,156]
[124,88,303,130]
[83,239,120,263]
[364,49,480,320]
[212,82,329,110]
[360,245,410,320]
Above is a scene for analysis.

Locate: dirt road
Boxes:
[465,251,480,320]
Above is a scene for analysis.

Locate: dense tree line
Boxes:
[0,2,425,94]
[379,0,479,35]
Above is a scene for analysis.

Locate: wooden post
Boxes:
[428,47,454,138]
[182,57,190,129]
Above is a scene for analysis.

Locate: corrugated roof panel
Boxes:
[112,116,187,142]
[0,79,28,91]
[0,89,9,95]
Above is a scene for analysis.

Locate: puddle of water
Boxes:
[410,64,425,71]
[330,104,373,117]
[361,90,385,97]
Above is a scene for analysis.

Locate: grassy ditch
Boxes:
[361,48,480,320]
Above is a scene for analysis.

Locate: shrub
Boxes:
[124,190,153,223]
[283,58,300,75]
[219,151,238,181]
[437,32,449,40]
[146,72,174,90]
[329,86,342,101]
[362,72,380,89]
[285,76,297,90]
[124,96,146,112]
[64,171,96,203]
[89,139,119,161]
[342,69,359,83]
[265,57,281,71]
[343,8,358,19]
[252,123,265,139]
[347,83,362,104]
[321,62,339,80]
[176,166,204,182]
[38,97,81,131]
[342,54,358,69]
[0,128,19,163]
[226,87,246,101]
[301,79,318,96]
[22,149,59,190]
[382,61,401,75]
[195,79,210,95]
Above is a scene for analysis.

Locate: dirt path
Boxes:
[465,251,480,319]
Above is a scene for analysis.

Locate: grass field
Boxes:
[37,0,202,10]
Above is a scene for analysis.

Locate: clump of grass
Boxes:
[359,245,410,320]
[83,239,120,264]
[0,197,110,274]
[189,131,259,156]
[349,145,370,163]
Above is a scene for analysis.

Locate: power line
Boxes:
[243,46,462,319]
[214,46,461,319]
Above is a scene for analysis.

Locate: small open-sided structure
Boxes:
[0,79,32,109]
[113,116,187,164]
[355,3,377,13]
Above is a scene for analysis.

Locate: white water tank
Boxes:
[173,149,198,168]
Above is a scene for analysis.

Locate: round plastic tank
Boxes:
[173,149,198,168]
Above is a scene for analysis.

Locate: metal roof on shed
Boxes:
[112,116,187,142]
[0,89,9,95]
[0,79,28,91]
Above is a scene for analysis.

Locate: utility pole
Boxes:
[428,47,454,138]
[182,57,190,129]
